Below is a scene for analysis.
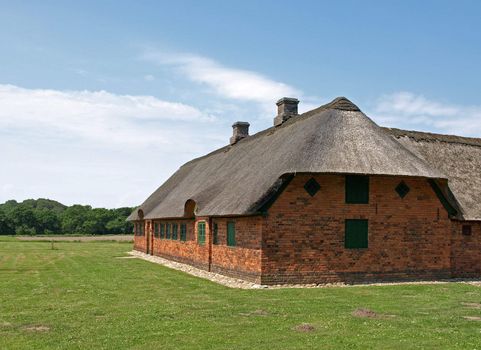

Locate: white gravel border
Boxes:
[128,250,263,289]
[128,250,481,289]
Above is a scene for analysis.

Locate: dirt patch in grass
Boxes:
[352,308,396,319]
[22,325,50,332]
[461,302,481,309]
[240,309,269,317]
[293,323,315,332]
[462,316,481,321]
[352,308,378,318]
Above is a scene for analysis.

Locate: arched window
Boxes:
[184,199,197,218]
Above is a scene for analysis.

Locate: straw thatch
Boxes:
[386,128,481,220]
[129,97,455,221]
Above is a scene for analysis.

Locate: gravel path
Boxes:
[129,250,481,289]
[128,250,261,289]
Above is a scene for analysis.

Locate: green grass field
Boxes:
[1,237,480,349]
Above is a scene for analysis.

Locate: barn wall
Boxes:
[150,217,210,270]
[451,221,481,277]
[262,174,453,284]
[133,221,146,252]
[210,217,263,283]
[133,216,263,282]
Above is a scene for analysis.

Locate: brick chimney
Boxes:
[230,121,250,145]
[274,97,299,126]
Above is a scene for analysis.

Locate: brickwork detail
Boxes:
[451,221,481,277]
[262,174,453,284]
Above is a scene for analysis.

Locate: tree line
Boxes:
[0,198,134,235]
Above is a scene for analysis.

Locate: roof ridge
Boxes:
[385,127,481,147]
[181,97,363,168]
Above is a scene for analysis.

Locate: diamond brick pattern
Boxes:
[395,181,410,198]
[304,178,321,197]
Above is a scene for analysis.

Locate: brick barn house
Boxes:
[129,97,481,285]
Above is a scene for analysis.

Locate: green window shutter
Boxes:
[172,224,178,240]
[160,223,164,238]
[227,222,236,247]
[180,224,186,241]
[213,223,218,245]
[166,224,171,239]
[345,175,369,204]
[345,219,368,249]
[198,222,206,245]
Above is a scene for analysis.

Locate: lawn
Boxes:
[0,237,480,349]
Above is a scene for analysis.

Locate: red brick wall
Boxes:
[262,174,453,284]
[451,221,481,277]
[132,217,263,282]
[133,221,147,252]
[211,217,263,283]
[133,234,146,252]
[150,218,210,270]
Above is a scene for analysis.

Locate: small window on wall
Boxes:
[139,223,144,236]
[160,223,165,239]
[154,223,159,238]
[166,223,171,239]
[227,222,236,247]
[213,223,219,245]
[180,223,187,241]
[198,221,206,245]
[345,219,368,249]
[172,224,178,240]
[462,225,472,236]
[345,175,369,204]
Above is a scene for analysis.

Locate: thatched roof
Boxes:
[386,128,481,221]
[129,97,455,221]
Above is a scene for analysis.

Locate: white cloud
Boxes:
[0,84,229,207]
[372,92,481,137]
[144,74,155,81]
[141,50,300,104]
[0,84,216,148]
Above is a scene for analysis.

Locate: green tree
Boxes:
[0,199,134,235]
[35,210,61,234]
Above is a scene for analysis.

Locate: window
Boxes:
[462,225,472,236]
[345,219,368,249]
[198,221,206,245]
[166,223,171,239]
[154,223,159,238]
[180,223,187,241]
[213,223,219,245]
[172,223,178,240]
[159,223,164,239]
[134,223,138,236]
[227,222,236,247]
[345,175,369,204]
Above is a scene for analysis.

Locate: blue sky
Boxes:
[1,0,481,207]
